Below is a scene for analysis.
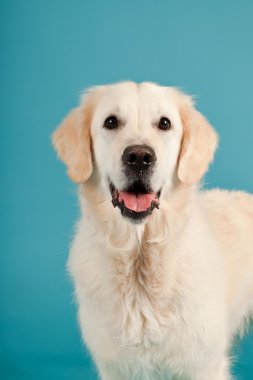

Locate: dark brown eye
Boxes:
[158,117,171,131]
[104,115,118,130]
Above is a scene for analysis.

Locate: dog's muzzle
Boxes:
[109,145,160,222]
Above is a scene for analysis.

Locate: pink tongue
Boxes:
[119,192,155,212]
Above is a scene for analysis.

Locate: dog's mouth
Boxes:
[110,181,160,221]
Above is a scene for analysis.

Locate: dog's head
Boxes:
[53,82,217,223]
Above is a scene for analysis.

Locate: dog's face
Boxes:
[91,83,185,222]
[53,82,217,223]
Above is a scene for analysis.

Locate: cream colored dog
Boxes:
[53,82,253,380]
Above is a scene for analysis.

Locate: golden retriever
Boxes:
[53,82,253,380]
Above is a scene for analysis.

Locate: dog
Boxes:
[53,82,253,380]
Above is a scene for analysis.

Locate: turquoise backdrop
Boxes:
[1,1,253,379]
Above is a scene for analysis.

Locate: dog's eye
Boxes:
[104,116,119,130]
[158,117,172,131]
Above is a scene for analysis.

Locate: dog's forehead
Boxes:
[94,82,180,119]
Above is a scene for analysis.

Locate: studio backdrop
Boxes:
[1,1,253,379]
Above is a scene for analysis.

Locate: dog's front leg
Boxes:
[193,358,233,380]
[213,361,233,380]
[97,363,121,380]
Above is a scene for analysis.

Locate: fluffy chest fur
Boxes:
[70,218,177,348]
[68,191,228,379]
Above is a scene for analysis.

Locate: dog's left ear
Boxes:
[178,100,218,185]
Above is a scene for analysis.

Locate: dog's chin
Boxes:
[109,181,160,223]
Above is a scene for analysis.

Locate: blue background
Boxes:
[1,1,253,379]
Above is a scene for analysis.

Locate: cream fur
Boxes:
[53,82,253,380]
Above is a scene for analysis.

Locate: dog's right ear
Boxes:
[52,105,93,183]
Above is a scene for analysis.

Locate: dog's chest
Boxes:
[111,250,172,344]
[73,229,219,379]
[86,254,190,380]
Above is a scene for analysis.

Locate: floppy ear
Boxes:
[178,102,218,185]
[52,105,93,183]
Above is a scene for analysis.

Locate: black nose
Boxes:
[122,145,156,171]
